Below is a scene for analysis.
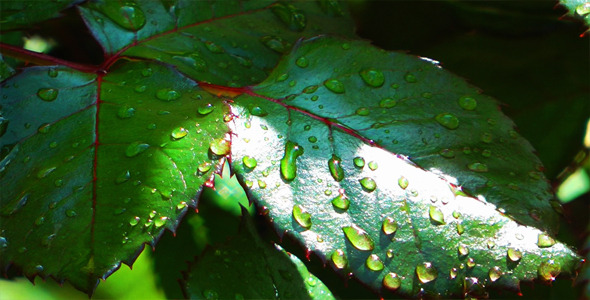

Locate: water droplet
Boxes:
[331,249,348,269]
[456,223,465,235]
[37,167,56,179]
[480,132,493,143]
[270,2,306,31]
[486,240,496,249]
[35,265,44,272]
[538,259,560,281]
[467,162,488,173]
[134,85,147,93]
[488,266,502,282]
[155,217,168,228]
[48,69,58,77]
[383,273,401,290]
[359,177,376,192]
[458,244,469,257]
[452,211,461,219]
[323,79,345,93]
[0,237,7,249]
[98,2,146,30]
[359,68,385,87]
[382,217,397,235]
[156,88,181,101]
[366,254,384,271]
[280,141,304,182]
[537,233,556,248]
[242,156,257,169]
[404,72,417,83]
[295,56,309,68]
[66,209,77,217]
[328,155,344,182]
[466,257,476,268]
[198,103,215,115]
[353,157,365,168]
[576,3,590,15]
[292,204,312,229]
[260,35,288,53]
[368,161,378,171]
[325,192,348,210]
[171,127,188,140]
[507,248,522,262]
[342,225,374,251]
[129,217,140,226]
[416,262,437,283]
[481,149,492,157]
[35,216,45,226]
[37,88,58,102]
[202,289,219,300]
[355,107,369,116]
[449,268,458,279]
[435,113,459,129]
[209,138,230,156]
[379,98,396,108]
[204,41,224,53]
[117,105,135,119]
[429,206,445,225]
[115,170,131,184]
[398,176,409,189]
[458,96,477,110]
[125,142,149,157]
[439,149,455,158]
[307,136,317,143]
[198,162,211,173]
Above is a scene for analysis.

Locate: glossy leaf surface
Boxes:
[229,36,581,296]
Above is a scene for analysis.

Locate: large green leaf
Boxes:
[181,209,334,299]
[229,36,581,296]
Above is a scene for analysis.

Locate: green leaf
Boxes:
[230,36,581,296]
[560,0,590,29]
[181,210,334,299]
[0,0,79,31]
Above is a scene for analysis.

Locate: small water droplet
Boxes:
[260,35,288,53]
[366,254,384,271]
[368,161,378,171]
[134,85,147,93]
[537,233,556,248]
[35,265,44,272]
[398,176,409,189]
[156,88,181,101]
[202,289,219,300]
[466,257,476,268]
[404,72,417,83]
[295,56,309,68]
[458,96,477,110]
[383,273,401,290]
[467,162,488,173]
[35,216,45,226]
[117,105,135,119]
[323,78,345,93]
[37,88,58,102]
[342,225,374,251]
[270,2,306,31]
[538,259,560,281]
[280,141,304,182]
[209,138,230,156]
[242,156,257,169]
[66,209,77,217]
[307,136,317,143]
[48,69,58,77]
[429,206,445,225]
[359,68,385,87]
[302,85,318,94]
[171,127,188,140]
[379,98,396,108]
[359,177,376,192]
[435,113,459,129]
[331,249,348,269]
[37,167,57,179]
[355,107,369,116]
[487,240,496,249]
[353,157,365,168]
[480,132,493,143]
[115,170,131,184]
[458,244,469,257]
[292,204,312,229]
[198,162,211,173]
[439,149,455,158]
[328,155,344,182]
[125,142,149,157]
[382,217,397,235]
[416,262,437,283]
[449,268,458,279]
[507,248,522,262]
[456,223,465,235]
[198,103,215,115]
[489,266,502,282]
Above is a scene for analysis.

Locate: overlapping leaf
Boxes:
[229,36,581,296]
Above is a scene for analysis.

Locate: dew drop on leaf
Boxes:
[368,161,378,171]
[198,162,211,173]
[458,96,477,110]
[250,106,268,117]
[458,244,469,257]
[359,68,385,87]
[379,97,396,108]
[449,268,458,279]
[466,257,476,268]
[507,248,522,262]
[66,209,77,217]
[280,141,304,182]
[204,41,224,53]
[398,176,409,189]
[307,136,317,143]
[538,259,561,281]
[117,105,135,119]
[115,170,131,184]
[125,142,149,157]
[209,138,230,156]
[435,113,459,129]
[260,36,288,53]
[382,273,401,290]
[328,154,344,182]
[404,72,417,83]
[488,266,502,282]
[156,88,181,101]
[429,206,445,225]
[197,103,215,115]
[353,157,365,168]
[537,233,556,248]
[331,249,348,269]
[342,225,374,251]
[270,2,306,31]
[242,156,257,169]
[355,107,370,116]
[382,217,397,235]
[258,180,267,189]
[295,56,309,68]
[456,223,465,235]
[439,149,455,158]
[331,192,350,211]
[171,127,188,140]
[292,204,312,229]
[37,88,58,102]
[98,2,146,31]
[416,262,438,283]
[37,167,56,179]
[359,177,376,192]
[467,162,488,173]
[366,254,384,271]
[323,78,345,93]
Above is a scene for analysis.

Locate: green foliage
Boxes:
[0,1,587,298]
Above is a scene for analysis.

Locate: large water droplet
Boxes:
[458,96,477,110]
[295,56,309,68]
[209,138,230,156]
[98,2,146,30]
[368,161,378,171]
[353,157,365,168]
[383,273,401,290]
[197,103,215,115]
[270,2,306,31]
[366,254,384,271]
[342,225,374,251]
[292,204,312,229]
[382,217,398,235]
[359,177,376,192]
[488,266,502,282]
[125,142,149,157]
[537,233,556,248]
[507,248,522,262]
[328,155,344,182]
[458,244,469,257]
[129,216,140,226]
[323,79,345,94]
[449,268,458,279]
[538,259,561,281]
[429,206,445,225]
[37,88,58,102]
[242,156,257,169]
[416,262,438,283]
[117,105,135,119]
[331,192,350,211]
[280,141,304,182]
[359,68,385,87]
[171,127,188,140]
[331,249,348,269]
[467,162,488,173]
[198,162,211,173]
[156,88,181,101]
[435,113,459,129]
